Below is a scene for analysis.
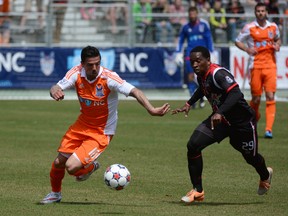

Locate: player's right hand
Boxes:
[171,103,191,117]
[50,85,65,101]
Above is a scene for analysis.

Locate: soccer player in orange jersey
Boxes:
[40,46,170,204]
[235,2,281,139]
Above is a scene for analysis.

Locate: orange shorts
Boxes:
[250,67,277,96]
[58,120,113,166]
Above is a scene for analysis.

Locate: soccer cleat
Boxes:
[258,167,273,195]
[264,130,273,139]
[181,189,205,203]
[199,98,205,108]
[199,101,205,108]
[40,192,62,204]
[76,160,100,182]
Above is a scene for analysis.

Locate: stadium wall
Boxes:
[0,46,288,90]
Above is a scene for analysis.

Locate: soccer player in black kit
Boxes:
[172,46,273,204]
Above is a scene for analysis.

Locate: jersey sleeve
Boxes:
[57,65,80,90]
[213,68,238,92]
[106,72,135,96]
[213,69,242,115]
[274,23,281,40]
[176,25,186,52]
[235,23,250,43]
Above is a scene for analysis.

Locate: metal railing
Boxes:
[1,1,287,47]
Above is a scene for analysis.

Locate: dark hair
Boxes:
[190,46,210,59]
[255,2,267,11]
[81,46,101,62]
[188,6,198,13]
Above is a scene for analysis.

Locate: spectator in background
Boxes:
[225,0,245,43]
[152,0,174,45]
[169,0,187,43]
[209,0,227,43]
[133,0,152,43]
[267,0,282,30]
[52,0,68,43]
[0,0,10,45]
[106,1,128,34]
[19,0,45,33]
[189,0,211,13]
[175,6,214,108]
[80,0,96,20]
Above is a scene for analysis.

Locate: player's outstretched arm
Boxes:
[171,103,190,117]
[50,84,65,101]
[129,88,170,116]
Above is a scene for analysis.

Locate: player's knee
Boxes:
[65,163,78,175]
[65,156,82,175]
[251,97,261,105]
[187,139,200,156]
[53,158,66,169]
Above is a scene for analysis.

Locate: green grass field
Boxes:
[0,99,287,216]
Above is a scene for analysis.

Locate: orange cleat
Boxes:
[181,189,205,203]
[258,167,273,195]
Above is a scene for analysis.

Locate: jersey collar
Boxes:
[80,65,104,81]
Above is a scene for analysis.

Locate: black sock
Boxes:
[188,153,203,192]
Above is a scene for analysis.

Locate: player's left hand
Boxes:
[210,113,222,130]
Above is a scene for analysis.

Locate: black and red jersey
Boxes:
[188,64,255,126]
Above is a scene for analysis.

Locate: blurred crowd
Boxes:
[0,0,288,45]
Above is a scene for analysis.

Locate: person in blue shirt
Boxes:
[176,6,214,108]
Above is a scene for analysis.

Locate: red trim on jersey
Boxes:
[205,63,220,79]
[226,83,238,93]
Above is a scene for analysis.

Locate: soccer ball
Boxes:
[104,164,131,190]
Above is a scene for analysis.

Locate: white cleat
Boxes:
[40,192,62,204]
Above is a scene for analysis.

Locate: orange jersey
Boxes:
[57,65,135,134]
[236,20,280,69]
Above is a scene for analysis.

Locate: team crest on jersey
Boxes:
[225,76,233,83]
[95,84,105,98]
[40,52,55,76]
[268,30,274,39]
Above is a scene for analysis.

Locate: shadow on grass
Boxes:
[168,201,264,206]
[36,201,152,207]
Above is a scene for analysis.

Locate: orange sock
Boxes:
[73,163,95,177]
[250,100,261,121]
[265,100,276,132]
[50,162,65,192]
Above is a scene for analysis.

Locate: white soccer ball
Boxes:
[104,164,131,190]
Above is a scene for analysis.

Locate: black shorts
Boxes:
[194,117,258,156]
